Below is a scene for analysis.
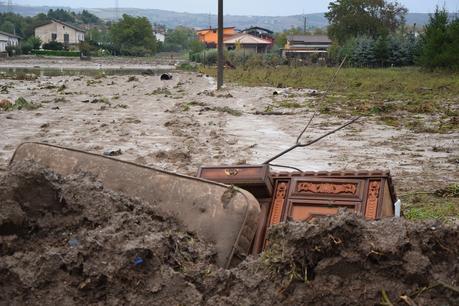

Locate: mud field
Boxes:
[0,58,458,305]
[0,62,457,195]
[0,164,458,305]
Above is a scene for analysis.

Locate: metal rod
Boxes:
[263,116,361,164]
[296,112,316,144]
[217,0,224,90]
[268,163,303,172]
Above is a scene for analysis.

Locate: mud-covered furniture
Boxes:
[198,166,397,254]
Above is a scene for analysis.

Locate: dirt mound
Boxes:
[1,164,458,305]
[211,215,459,305]
[0,163,215,305]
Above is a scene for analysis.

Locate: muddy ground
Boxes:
[0,59,457,197]
[0,164,458,305]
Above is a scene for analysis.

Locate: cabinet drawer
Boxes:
[197,165,273,198]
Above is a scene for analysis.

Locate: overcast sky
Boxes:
[13,1,459,15]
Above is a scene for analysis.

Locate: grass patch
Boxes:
[404,200,458,221]
[277,100,304,109]
[202,66,459,132]
[147,87,172,96]
[213,106,242,116]
[402,184,459,221]
[4,97,41,111]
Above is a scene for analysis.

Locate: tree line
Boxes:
[0,10,202,57]
[1,2,458,69]
[325,0,459,69]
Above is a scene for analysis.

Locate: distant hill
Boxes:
[0,4,439,32]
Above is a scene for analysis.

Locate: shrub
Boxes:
[42,41,64,51]
[5,45,22,56]
[31,50,80,57]
[190,49,285,68]
[27,36,42,49]
[417,8,459,70]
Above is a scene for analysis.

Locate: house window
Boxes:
[64,34,69,44]
[51,33,57,41]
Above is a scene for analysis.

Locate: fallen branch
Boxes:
[254,111,298,116]
[263,116,361,164]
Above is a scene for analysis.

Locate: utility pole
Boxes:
[303,16,307,34]
[115,0,119,20]
[7,0,13,13]
[217,0,224,90]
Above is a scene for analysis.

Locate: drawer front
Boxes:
[285,200,361,222]
[288,177,366,202]
[199,166,268,184]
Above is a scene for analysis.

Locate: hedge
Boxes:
[31,50,80,57]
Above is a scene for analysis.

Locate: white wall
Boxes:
[35,21,85,45]
[0,33,19,52]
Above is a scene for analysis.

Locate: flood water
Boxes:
[0,67,173,77]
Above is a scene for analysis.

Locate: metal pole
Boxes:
[217,0,224,90]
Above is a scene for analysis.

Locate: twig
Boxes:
[325,55,348,94]
[263,116,361,164]
[296,113,316,144]
[410,284,440,299]
[254,111,297,116]
[438,281,459,294]
[400,295,417,306]
[381,289,394,306]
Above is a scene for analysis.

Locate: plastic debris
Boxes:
[160,73,172,81]
[103,149,122,157]
[68,238,79,247]
[134,256,144,267]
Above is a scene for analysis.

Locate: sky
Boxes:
[12,1,459,16]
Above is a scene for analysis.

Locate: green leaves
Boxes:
[109,15,157,56]
[418,7,459,70]
[326,0,407,44]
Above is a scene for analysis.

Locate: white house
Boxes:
[34,19,85,47]
[154,32,165,43]
[0,31,21,53]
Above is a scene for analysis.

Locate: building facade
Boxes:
[282,35,332,61]
[224,33,272,53]
[35,20,85,47]
[197,27,236,48]
[0,31,21,53]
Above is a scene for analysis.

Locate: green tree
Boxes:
[47,9,76,23]
[109,14,157,56]
[79,10,101,24]
[162,26,197,52]
[418,7,459,69]
[325,0,407,44]
[374,35,389,66]
[21,36,42,54]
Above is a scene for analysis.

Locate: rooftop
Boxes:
[0,31,22,39]
[287,35,332,44]
[36,19,85,33]
[224,33,272,45]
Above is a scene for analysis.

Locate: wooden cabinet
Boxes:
[197,165,397,254]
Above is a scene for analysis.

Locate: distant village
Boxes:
[0,13,332,64]
[0,3,450,70]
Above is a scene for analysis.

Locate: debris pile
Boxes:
[0,163,458,305]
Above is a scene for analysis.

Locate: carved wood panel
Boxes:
[365,181,381,219]
[297,182,357,195]
[269,181,288,226]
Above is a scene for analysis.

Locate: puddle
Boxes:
[0,67,174,77]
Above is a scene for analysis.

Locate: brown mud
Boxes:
[1,163,458,305]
